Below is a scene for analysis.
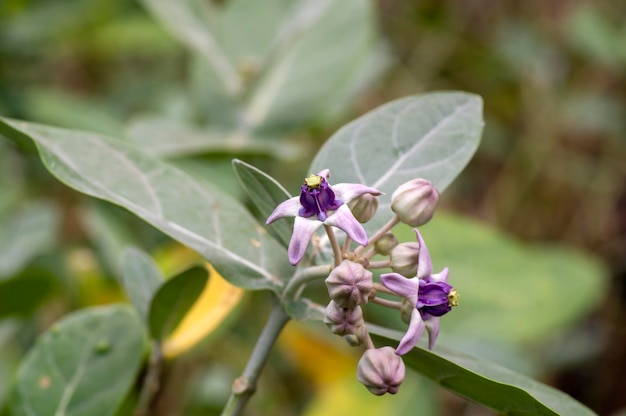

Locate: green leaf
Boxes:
[11,305,148,416]
[284,299,325,321]
[232,159,292,248]
[120,247,164,322]
[0,201,60,279]
[369,325,597,416]
[243,0,384,130]
[125,117,302,160]
[310,92,484,231]
[0,118,292,292]
[148,266,208,340]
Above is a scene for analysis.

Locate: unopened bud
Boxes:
[324,302,364,336]
[325,260,374,308]
[374,233,398,255]
[357,347,405,395]
[349,193,378,223]
[391,179,439,227]
[390,242,420,277]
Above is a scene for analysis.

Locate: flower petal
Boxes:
[323,204,367,246]
[316,169,330,179]
[424,317,440,350]
[415,229,433,278]
[380,273,418,305]
[266,197,301,224]
[430,267,449,283]
[396,309,425,355]
[288,216,322,265]
[333,183,382,204]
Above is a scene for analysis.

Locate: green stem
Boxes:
[355,215,399,256]
[282,264,333,301]
[370,296,403,310]
[221,300,290,416]
[135,342,163,416]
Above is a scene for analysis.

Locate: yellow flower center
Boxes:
[447,289,459,307]
[304,174,323,189]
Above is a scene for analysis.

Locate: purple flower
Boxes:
[266,170,381,265]
[380,229,457,354]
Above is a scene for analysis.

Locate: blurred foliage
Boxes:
[0,0,624,415]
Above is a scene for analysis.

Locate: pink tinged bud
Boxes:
[374,233,398,255]
[348,193,379,223]
[391,178,439,227]
[323,301,364,336]
[325,260,374,308]
[357,347,406,395]
[390,242,420,278]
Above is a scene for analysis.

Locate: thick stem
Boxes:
[324,224,343,267]
[221,300,290,416]
[370,296,403,310]
[135,342,163,416]
[282,264,333,301]
[366,259,391,269]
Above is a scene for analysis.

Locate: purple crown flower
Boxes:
[266,170,381,265]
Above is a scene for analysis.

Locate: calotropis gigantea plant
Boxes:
[0,93,598,416]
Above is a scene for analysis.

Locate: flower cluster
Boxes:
[267,171,458,395]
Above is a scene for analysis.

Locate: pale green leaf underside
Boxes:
[369,325,597,416]
[0,118,292,292]
[11,305,147,416]
[120,247,164,322]
[310,92,484,231]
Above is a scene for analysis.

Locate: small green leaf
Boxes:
[11,305,148,416]
[0,201,60,279]
[120,247,164,322]
[369,325,596,416]
[232,159,292,248]
[310,92,484,231]
[148,266,209,340]
[0,118,292,292]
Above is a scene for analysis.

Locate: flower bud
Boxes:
[390,242,420,277]
[357,347,405,395]
[325,260,374,308]
[348,193,378,223]
[374,233,398,255]
[391,178,439,227]
[324,301,364,336]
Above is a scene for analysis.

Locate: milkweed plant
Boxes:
[0,0,600,415]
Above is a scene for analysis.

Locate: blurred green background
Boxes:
[1,0,625,415]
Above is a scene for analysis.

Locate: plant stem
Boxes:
[221,299,290,416]
[135,342,163,416]
[355,215,399,256]
[282,264,333,301]
[366,259,390,269]
[370,296,403,310]
[324,224,343,267]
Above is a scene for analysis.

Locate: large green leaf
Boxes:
[0,118,292,292]
[369,325,596,416]
[242,0,384,131]
[310,92,484,231]
[148,266,208,340]
[0,201,60,279]
[120,247,164,322]
[232,159,292,248]
[11,305,148,416]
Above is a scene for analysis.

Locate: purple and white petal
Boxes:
[324,204,368,246]
[415,229,433,279]
[424,317,440,350]
[316,169,330,179]
[333,183,382,204]
[395,309,425,355]
[288,216,322,265]
[430,267,449,284]
[380,273,419,305]
[266,197,301,224]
